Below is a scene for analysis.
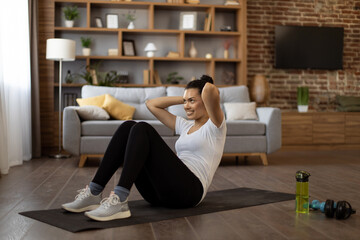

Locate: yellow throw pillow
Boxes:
[102,94,135,120]
[76,94,106,108]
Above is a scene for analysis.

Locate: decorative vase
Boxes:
[250,74,269,103]
[127,21,135,29]
[224,49,229,59]
[189,41,197,58]
[297,105,308,112]
[65,20,74,28]
[82,48,91,56]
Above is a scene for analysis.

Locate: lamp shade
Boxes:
[144,43,157,52]
[46,38,76,61]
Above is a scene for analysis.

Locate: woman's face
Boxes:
[183,88,208,120]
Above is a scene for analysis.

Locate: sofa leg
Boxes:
[79,155,88,168]
[260,153,268,166]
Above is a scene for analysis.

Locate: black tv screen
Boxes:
[275,25,344,70]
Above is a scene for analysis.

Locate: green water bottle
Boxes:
[295,170,310,213]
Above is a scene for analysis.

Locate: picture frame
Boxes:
[179,12,197,30]
[95,17,103,28]
[122,40,136,56]
[106,14,118,29]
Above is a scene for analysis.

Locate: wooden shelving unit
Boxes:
[54,0,247,85]
[38,0,247,153]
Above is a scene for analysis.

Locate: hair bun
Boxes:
[200,75,214,84]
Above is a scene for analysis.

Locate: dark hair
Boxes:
[185,75,214,94]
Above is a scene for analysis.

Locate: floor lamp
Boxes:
[46,38,76,158]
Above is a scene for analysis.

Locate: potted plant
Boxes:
[166,72,184,84]
[297,86,309,112]
[81,37,92,56]
[97,71,121,86]
[125,10,136,29]
[63,6,79,28]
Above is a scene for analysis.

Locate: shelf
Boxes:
[55,0,242,9]
[56,83,239,88]
[75,56,241,61]
[55,27,241,36]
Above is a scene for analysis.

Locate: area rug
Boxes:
[19,187,294,233]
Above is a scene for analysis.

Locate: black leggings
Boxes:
[92,121,203,208]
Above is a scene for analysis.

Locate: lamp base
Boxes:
[49,153,71,159]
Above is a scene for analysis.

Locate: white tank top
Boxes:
[175,116,227,202]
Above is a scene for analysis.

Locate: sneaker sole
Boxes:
[85,210,131,221]
[62,204,100,213]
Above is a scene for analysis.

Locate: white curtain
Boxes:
[0,0,32,174]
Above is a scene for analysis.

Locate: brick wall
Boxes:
[247,0,360,111]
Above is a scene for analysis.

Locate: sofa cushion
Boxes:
[219,85,250,103]
[224,136,267,153]
[226,120,265,136]
[76,106,110,120]
[81,85,166,120]
[102,94,135,120]
[81,120,174,137]
[224,102,258,120]
[166,87,187,118]
[76,94,106,107]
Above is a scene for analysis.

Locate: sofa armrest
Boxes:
[256,107,282,154]
[63,106,81,156]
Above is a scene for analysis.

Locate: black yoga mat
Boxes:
[20,188,294,233]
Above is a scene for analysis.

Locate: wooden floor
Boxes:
[0,150,359,240]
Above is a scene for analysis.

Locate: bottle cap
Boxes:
[295,170,311,182]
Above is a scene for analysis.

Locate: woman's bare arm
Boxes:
[146,96,183,130]
[201,83,224,127]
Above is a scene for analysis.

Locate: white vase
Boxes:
[65,20,74,28]
[297,105,308,112]
[189,41,197,58]
[82,48,91,56]
[127,21,135,29]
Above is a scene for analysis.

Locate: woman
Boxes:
[62,75,226,221]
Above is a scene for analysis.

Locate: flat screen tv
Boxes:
[275,25,344,70]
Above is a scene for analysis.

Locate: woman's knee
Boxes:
[131,121,153,133]
[116,120,136,131]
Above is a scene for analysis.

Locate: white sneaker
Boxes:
[85,191,131,221]
[62,185,102,213]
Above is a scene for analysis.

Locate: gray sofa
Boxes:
[63,85,281,167]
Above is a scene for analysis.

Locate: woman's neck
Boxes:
[194,116,209,128]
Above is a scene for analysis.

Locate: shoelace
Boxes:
[75,186,90,201]
[100,192,120,209]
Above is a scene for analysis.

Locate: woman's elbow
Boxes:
[145,99,152,109]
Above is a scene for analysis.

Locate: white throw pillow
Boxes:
[76,106,110,120]
[224,102,258,120]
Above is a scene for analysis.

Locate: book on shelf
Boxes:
[143,69,150,84]
[204,13,212,31]
[63,93,78,109]
[153,70,162,84]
